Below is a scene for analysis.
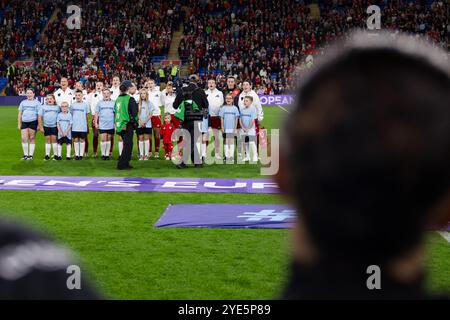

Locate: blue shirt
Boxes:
[138,101,153,129]
[70,101,89,132]
[219,105,240,133]
[57,112,73,139]
[240,106,257,136]
[95,100,115,130]
[18,99,41,122]
[38,104,60,128]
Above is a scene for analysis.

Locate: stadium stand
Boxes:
[0,0,56,94]
[179,0,449,94]
[179,0,311,94]
[6,0,182,95]
[0,0,55,62]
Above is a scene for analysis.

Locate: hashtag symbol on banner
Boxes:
[237,210,296,222]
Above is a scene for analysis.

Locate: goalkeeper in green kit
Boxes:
[114,80,138,170]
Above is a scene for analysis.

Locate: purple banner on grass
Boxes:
[0,176,279,194]
[154,204,296,229]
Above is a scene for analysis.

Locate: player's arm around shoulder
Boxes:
[66,115,73,137]
[234,107,239,131]
[219,90,225,106]
[56,113,62,136]
[94,102,101,129]
[84,102,90,133]
[17,101,25,130]
[38,109,44,133]
[253,92,264,121]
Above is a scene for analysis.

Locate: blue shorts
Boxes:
[200,117,209,133]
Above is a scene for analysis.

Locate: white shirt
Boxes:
[161,89,177,114]
[237,89,264,122]
[110,86,120,101]
[87,91,103,115]
[148,88,162,116]
[205,88,224,116]
[54,87,74,107]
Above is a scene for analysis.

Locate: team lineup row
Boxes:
[18,78,264,162]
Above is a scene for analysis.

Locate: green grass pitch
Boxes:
[0,105,448,299]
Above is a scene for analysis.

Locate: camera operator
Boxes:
[114,80,138,170]
[173,74,209,168]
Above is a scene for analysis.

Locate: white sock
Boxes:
[237,139,242,156]
[22,143,28,156]
[230,144,235,158]
[57,145,62,157]
[74,142,79,157]
[224,144,229,158]
[196,142,201,155]
[201,143,207,157]
[106,141,111,156]
[144,140,150,156]
[245,143,250,159]
[29,143,35,156]
[45,143,51,156]
[66,145,72,158]
[52,143,58,156]
[119,141,123,156]
[101,142,106,156]
[80,142,85,157]
[250,141,258,161]
[139,141,144,157]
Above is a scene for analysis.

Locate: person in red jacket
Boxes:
[160,113,175,160]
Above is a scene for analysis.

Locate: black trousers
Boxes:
[118,123,134,169]
[181,120,201,165]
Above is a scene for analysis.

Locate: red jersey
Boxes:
[161,123,175,144]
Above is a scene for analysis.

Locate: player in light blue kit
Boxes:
[38,94,60,160]
[56,102,73,160]
[94,88,116,160]
[70,90,90,160]
[219,94,240,162]
[239,96,258,162]
[18,88,41,160]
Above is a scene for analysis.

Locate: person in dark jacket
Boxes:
[277,32,450,299]
[173,74,209,168]
[115,80,138,170]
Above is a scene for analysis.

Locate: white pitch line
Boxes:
[437,231,450,244]
[277,105,289,113]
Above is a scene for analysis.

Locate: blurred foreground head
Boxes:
[0,219,100,299]
[279,32,450,298]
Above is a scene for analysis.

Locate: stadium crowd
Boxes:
[0,0,55,63]
[4,0,183,96]
[179,0,449,94]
